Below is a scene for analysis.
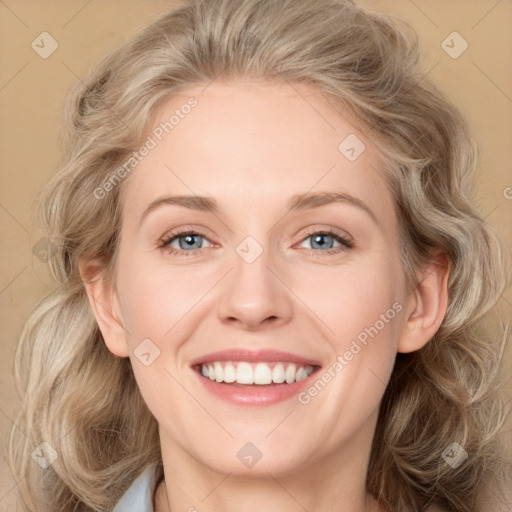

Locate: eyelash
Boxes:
[158,226,354,258]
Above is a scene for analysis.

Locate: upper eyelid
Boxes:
[301,226,352,241]
[160,227,214,245]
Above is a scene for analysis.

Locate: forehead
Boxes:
[120,80,396,231]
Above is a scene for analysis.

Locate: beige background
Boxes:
[1,1,511,510]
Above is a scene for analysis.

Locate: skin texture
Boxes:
[80,80,449,512]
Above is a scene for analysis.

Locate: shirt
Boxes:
[113,462,161,512]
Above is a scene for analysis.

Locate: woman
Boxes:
[8,0,511,511]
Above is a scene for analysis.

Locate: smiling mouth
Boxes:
[193,361,321,386]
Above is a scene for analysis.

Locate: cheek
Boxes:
[297,254,403,347]
[293,262,403,437]
[295,254,404,414]
[115,249,212,339]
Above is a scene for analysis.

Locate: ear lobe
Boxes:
[397,250,451,354]
[79,258,130,358]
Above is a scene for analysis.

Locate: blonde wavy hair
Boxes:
[8,0,512,510]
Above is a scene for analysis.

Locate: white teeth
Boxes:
[199,361,315,385]
[236,362,254,384]
[223,363,236,383]
[214,362,224,383]
[285,363,296,384]
[272,363,285,383]
[254,363,273,385]
[295,367,308,382]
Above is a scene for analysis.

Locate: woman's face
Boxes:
[105,80,411,477]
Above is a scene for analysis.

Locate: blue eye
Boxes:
[160,230,212,257]
[159,227,353,257]
[297,228,353,257]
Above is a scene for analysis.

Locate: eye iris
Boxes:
[180,234,202,249]
[311,234,334,250]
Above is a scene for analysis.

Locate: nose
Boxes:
[216,242,294,331]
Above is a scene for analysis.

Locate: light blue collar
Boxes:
[113,462,161,512]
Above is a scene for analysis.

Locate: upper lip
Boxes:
[190,349,322,367]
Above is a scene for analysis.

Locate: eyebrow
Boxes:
[138,191,379,228]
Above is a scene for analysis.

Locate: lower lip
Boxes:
[192,367,320,406]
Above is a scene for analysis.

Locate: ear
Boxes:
[78,258,130,358]
[397,249,451,353]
